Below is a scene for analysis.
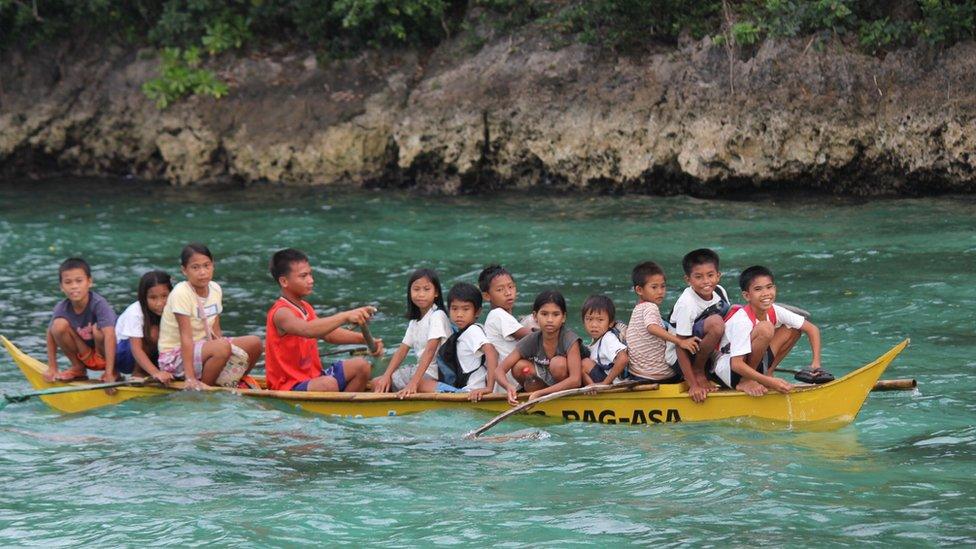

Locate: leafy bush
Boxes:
[141,47,228,109]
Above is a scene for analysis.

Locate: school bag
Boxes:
[437,324,485,389]
[691,286,731,324]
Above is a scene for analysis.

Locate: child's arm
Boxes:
[372,343,409,393]
[800,320,822,370]
[512,326,533,339]
[45,327,59,380]
[469,343,498,402]
[495,349,523,404]
[731,355,791,393]
[129,337,173,384]
[211,316,223,339]
[397,338,440,398]
[648,324,700,353]
[176,314,205,390]
[101,326,117,381]
[604,349,629,385]
[529,342,583,400]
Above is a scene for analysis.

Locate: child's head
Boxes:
[739,265,776,311]
[631,261,667,305]
[138,270,173,318]
[270,248,313,296]
[478,264,517,311]
[406,268,445,320]
[180,243,214,289]
[58,257,92,302]
[682,248,721,298]
[446,282,483,330]
[532,290,567,335]
[580,295,615,340]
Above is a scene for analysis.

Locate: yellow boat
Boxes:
[1,335,908,429]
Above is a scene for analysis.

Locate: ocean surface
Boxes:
[0,179,974,546]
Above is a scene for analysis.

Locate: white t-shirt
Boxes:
[668,285,729,336]
[587,331,627,369]
[456,324,490,391]
[401,305,452,378]
[712,304,806,387]
[115,301,145,342]
[484,308,524,363]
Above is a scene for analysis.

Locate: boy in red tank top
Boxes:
[265,248,383,392]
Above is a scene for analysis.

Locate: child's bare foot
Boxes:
[696,374,716,392]
[736,379,767,396]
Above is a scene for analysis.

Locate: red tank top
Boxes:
[265,298,323,390]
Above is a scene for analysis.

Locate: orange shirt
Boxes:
[265,298,323,390]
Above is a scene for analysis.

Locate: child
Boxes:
[372,268,452,396]
[626,262,701,389]
[45,258,118,383]
[156,243,263,391]
[478,264,533,391]
[668,249,729,402]
[495,290,583,406]
[115,270,174,383]
[436,282,498,401]
[265,248,381,392]
[580,295,629,385]
[712,265,822,396]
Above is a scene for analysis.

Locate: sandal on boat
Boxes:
[237,375,261,390]
[793,368,835,384]
[55,368,89,382]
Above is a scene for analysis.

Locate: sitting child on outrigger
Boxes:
[435,283,498,401]
[580,295,629,386]
[495,290,583,406]
[114,270,174,384]
[264,249,381,392]
[711,265,823,396]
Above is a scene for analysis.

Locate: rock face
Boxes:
[2,29,975,195]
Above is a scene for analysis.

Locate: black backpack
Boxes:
[437,325,486,389]
[667,286,731,327]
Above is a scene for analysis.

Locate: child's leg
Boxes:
[735,322,775,396]
[340,358,371,392]
[198,339,233,385]
[415,375,439,393]
[512,359,547,392]
[767,327,802,372]
[305,375,340,391]
[581,358,596,385]
[49,318,88,376]
[693,315,725,375]
[549,356,568,382]
[230,335,263,374]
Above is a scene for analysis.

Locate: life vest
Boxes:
[723,304,777,325]
[437,324,485,389]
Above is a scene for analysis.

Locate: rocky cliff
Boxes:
[2,25,974,195]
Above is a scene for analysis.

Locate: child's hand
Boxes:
[397,381,419,399]
[679,337,701,353]
[527,390,545,402]
[468,388,490,402]
[184,378,209,391]
[346,306,375,326]
[369,338,385,357]
[371,375,392,393]
[687,382,708,403]
[100,371,117,383]
[767,377,792,394]
[154,371,175,385]
[44,368,59,383]
[507,387,519,406]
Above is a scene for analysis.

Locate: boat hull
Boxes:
[2,336,908,428]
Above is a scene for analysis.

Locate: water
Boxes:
[1,179,974,545]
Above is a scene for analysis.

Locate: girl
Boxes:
[115,270,174,383]
[156,243,263,390]
[495,290,583,406]
[580,294,629,386]
[371,269,452,397]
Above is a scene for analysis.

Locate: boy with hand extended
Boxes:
[436,283,498,401]
[478,265,533,391]
[265,248,382,392]
[712,265,822,396]
[45,258,118,383]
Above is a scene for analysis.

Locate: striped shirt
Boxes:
[625,301,671,380]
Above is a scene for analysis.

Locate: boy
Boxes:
[265,248,383,392]
[580,295,629,385]
[437,283,498,401]
[712,265,822,396]
[668,248,729,402]
[478,265,533,391]
[625,262,700,388]
[45,258,118,383]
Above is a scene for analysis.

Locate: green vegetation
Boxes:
[2,1,974,107]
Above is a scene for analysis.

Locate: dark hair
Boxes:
[180,243,213,266]
[532,290,567,313]
[406,268,446,320]
[58,257,91,282]
[581,295,616,323]
[270,248,309,284]
[739,265,775,291]
[477,264,514,293]
[631,261,665,288]
[447,282,483,309]
[137,270,173,350]
[682,248,720,275]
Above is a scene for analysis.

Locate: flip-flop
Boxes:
[55,370,89,382]
[794,368,834,384]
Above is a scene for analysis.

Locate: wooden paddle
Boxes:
[360,307,380,355]
[776,368,916,391]
[464,380,651,440]
[0,378,156,410]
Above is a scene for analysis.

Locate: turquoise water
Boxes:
[1,179,974,545]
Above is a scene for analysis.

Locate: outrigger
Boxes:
[2,336,909,429]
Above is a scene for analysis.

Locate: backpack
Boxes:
[437,324,485,389]
[691,286,731,325]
